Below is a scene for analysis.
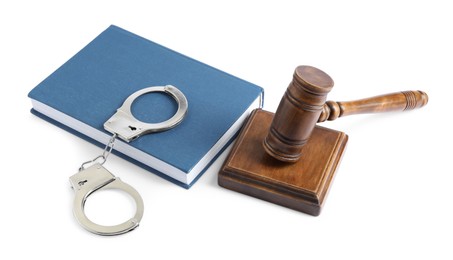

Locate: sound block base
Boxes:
[218,109,348,216]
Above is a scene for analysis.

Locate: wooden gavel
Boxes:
[264,65,428,162]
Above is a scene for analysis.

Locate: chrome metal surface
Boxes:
[69,163,144,236]
[104,85,188,142]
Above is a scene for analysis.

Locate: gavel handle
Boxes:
[318,90,428,122]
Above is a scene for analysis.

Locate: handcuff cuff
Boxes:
[69,85,188,236]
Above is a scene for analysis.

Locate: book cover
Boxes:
[28,25,263,188]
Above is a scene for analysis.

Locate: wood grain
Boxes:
[219,109,348,216]
[318,90,428,122]
[264,65,335,162]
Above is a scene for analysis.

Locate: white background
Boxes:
[1,0,452,259]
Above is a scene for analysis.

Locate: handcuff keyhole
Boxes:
[128,126,137,131]
[78,180,88,186]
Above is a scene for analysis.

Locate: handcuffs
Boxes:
[69,85,188,235]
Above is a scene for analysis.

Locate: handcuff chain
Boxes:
[79,133,118,171]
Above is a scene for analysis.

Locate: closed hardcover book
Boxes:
[28,25,263,188]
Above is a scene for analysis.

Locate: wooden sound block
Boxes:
[218,109,348,216]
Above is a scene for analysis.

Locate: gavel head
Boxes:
[263,65,334,162]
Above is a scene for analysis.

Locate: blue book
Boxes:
[28,25,263,188]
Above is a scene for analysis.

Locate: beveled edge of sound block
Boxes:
[218,109,348,216]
